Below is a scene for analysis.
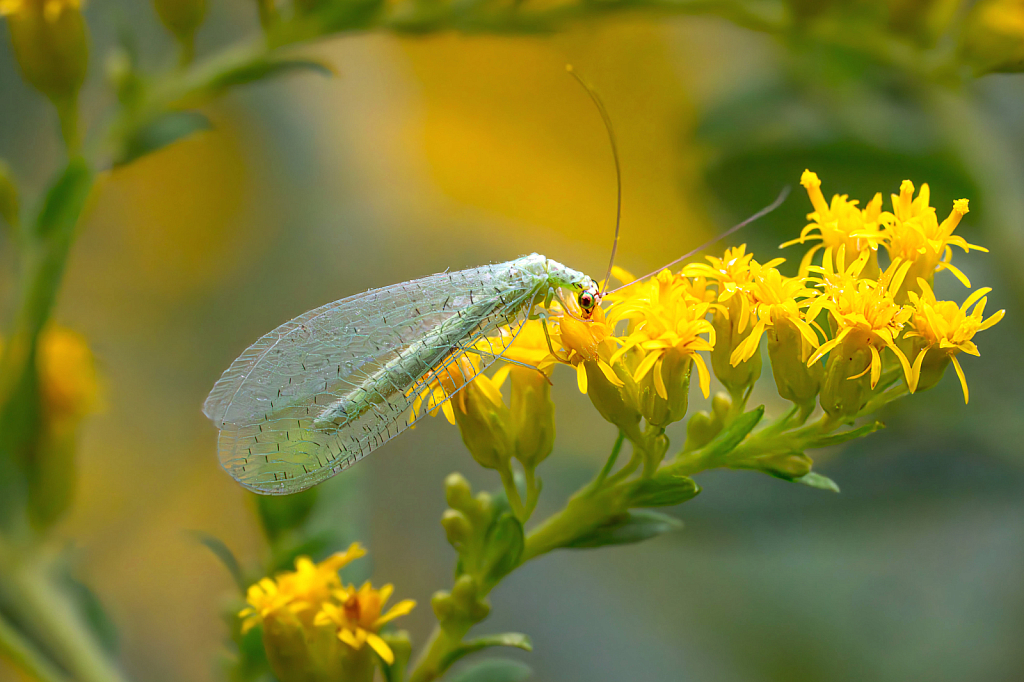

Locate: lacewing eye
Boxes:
[579,291,594,311]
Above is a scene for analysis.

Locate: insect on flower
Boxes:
[203,68,788,495]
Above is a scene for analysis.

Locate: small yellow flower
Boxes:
[782,170,886,275]
[881,180,983,296]
[314,582,416,665]
[609,272,716,400]
[239,543,367,633]
[728,261,820,367]
[408,354,483,425]
[807,256,916,420]
[39,326,100,425]
[548,300,621,394]
[904,279,1004,403]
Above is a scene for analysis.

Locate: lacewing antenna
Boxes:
[566,65,621,299]
[605,185,791,295]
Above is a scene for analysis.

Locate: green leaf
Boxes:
[565,509,682,549]
[34,157,93,241]
[115,111,212,166]
[0,159,19,227]
[795,472,841,493]
[203,56,332,95]
[807,421,884,448]
[481,512,524,586]
[59,574,119,656]
[447,659,532,682]
[701,406,764,461]
[441,634,533,671]
[190,531,247,592]
[628,472,700,508]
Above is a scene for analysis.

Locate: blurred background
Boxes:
[2,1,1023,681]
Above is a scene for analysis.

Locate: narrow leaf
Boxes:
[190,531,247,592]
[204,56,333,94]
[116,111,212,166]
[565,509,682,549]
[808,421,884,448]
[441,635,532,671]
[700,405,764,460]
[795,472,841,493]
[34,157,93,240]
[628,472,700,508]
[447,659,532,682]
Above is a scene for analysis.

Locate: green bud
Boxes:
[152,0,207,62]
[638,350,691,428]
[431,590,454,621]
[585,360,643,442]
[452,380,511,471]
[711,392,732,421]
[509,367,554,471]
[683,411,718,451]
[444,472,473,510]
[767,318,823,408]
[441,509,472,548]
[819,330,873,420]
[0,160,19,228]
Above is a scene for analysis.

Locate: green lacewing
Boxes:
[203,68,787,495]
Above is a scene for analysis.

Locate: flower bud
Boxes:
[152,0,207,62]
[767,317,823,408]
[509,367,554,471]
[444,472,473,510]
[637,349,691,428]
[683,411,718,451]
[4,1,88,108]
[452,378,511,471]
[711,304,762,394]
[441,509,472,548]
[735,451,813,480]
[584,360,643,442]
[0,160,19,227]
[819,330,873,420]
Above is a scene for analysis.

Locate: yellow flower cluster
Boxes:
[415,170,1002,448]
[239,543,414,680]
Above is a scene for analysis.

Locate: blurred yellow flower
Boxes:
[0,0,80,22]
[315,582,416,665]
[39,326,100,425]
[881,180,983,296]
[783,170,886,275]
[904,280,1005,403]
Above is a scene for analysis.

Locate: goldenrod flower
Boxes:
[682,246,769,394]
[881,180,983,297]
[409,354,483,425]
[39,326,100,426]
[315,582,416,665]
[808,256,915,418]
[239,544,414,681]
[240,544,367,633]
[783,170,886,275]
[728,262,820,367]
[549,300,621,393]
[610,271,716,400]
[904,280,1004,403]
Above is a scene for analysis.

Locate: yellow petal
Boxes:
[366,632,395,665]
[576,361,588,394]
[951,355,969,404]
[375,599,416,628]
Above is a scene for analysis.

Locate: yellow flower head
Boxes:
[807,257,915,389]
[547,299,621,394]
[0,0,80,21]
[729,262,820,366]
[239,543,367,634]
[314,582,416,665]
[904,279,1004,403]
[682,244,758,297]
[783,170,886,274]
[881,180,984,292]
[39,326,100,425]
[408,354,482,425]
[609,272,716,399]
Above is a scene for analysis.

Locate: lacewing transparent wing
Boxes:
[203,259,553,495]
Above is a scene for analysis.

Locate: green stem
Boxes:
[0,609,70,682]
[0,548,126,682]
